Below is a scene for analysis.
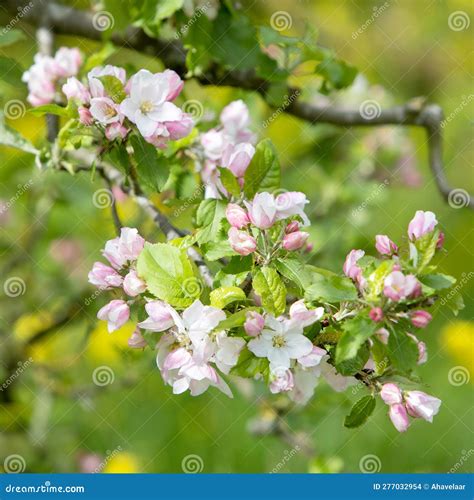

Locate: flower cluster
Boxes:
[22,47,83,106]
[62,65,193,144]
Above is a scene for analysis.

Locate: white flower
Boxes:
[248,315,313,369]
[120,69,182,137]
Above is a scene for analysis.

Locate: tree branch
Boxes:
[7,0,472,208]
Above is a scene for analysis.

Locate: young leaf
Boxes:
[0,56,23,86]
[335,317,377,365]
[130,135,169,191]
[195,199,226,244]
[243,138,280,198]
[29,104,72,118]
[344,395,376,428]
[415,229,440,273]
[252,266,287,316]
[210,286,246,309]
[274,257,312,294]
[365,260,394,302]
[387,326,419,372]
[230,347,269,379]
[97,75,127,103]
[218,167,241,198]
[336,342,369,376]
[305,271,358,303]
[0,29,25,47]
[0,113,37,154]
[136,242,200,308]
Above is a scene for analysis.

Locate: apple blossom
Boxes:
[376,327,390,345]
[389,403,410,432]
[220,99,254,143]
[369,307,384,322]
[297,346,327,368]
[375,234,398,255]
[269,368,294,394]
[105,122,129,141]
[410,310,432,328]
[138,300,175,332]
[226,203,250,229]
[88,261,123,289]
[128,328,148,349]
[221,142,255,178]
[200,129,226,161]
[275,192,310,226]
[343,249,365,281]
[117,228,145,261]
[408,210,437,240]
[62,77,90,104]
[163,69,184,101]
[405,391,441,422]
[228,227,257,256]
[97,299,130,333]
[245,192,277,229]
[380,383,402,405]
[123,270,147,297]
[282,231,309,251]
[244,311,265,336]
[90,97,122,125]
[289,300,324,328]
[383,271,421,301]
[78,106,93,126]
[53,47,82,78]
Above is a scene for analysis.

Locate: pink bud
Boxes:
[97,299,130,333]
[343,249,365,281]
[289,300,324,327]
[244,192,277,229]
[405,390,441,423]
[118,227,145,261]
[285,221,300,234]
[128,328,147,349]
[244,311,264,336]
[138,300,174,332]
[436,231,445,249]
[164,114,194,140]
[407,210,437,240]
[383,271,421,301]
[389,403,410,432]
[88,261,123,289]
[221,142,255,178]
[410,310,432,328]
[380,383,402,405]
[102,237,127,270]
[105,122,129,141]
[375,235,398,255]
[304,242,314,253]
[62,77,90,104]
[78,106,93,126]
[369,307,384,322]
[282,231,309,251]
[163,69,184,101]
[228,227,257,256]
[298,346,326,368]
[123,270,147,297]
[225,203,249,229]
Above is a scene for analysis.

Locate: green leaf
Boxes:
[136,242,200,308]
[252,266,287,316]
[218,167,241,198]
[243,138,280,198]
[83,43,117,72]
[0,29,25,47]
[215,309,254,331]
[195,199,226,244]
[230,347,269,379]
[335,316,377,365]
[155,0,184,21]
[201,239,236,261]
[317,57,357,91]
[274,257,312,294]
[0,113,37,154]
[29,104,71,118]
[210,286,246,309]
[419,273,456,291]
[97,75,126,103]
[130,135,169,191]
[344,396,376,428]
[305,271,358,303]
[336,342,369,376]
[387,326,419,372]
[414,229,439,273]
[0,56,23,86]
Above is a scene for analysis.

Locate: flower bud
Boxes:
[225,203,249,229]
[282,231,309,251]
[285,221,300,234]
[436,231,445,249]
[62,77,90,104]
[221,142,255,178]
[405,390,441,422]
[410,310,432,328]
[78,106,93,126]
[163,69,184,101]
[369,307,384,322]
[244,192,277,229]
[375,234,398,255]
[228,227,257,256]
[244,311,264,336]
[380,383,402,405]
[123,270,147,297]
[128,328,147,349]
[407,210,437,240]
[269,368,294,394]
[138,300,174,332]
[88,261,123,289]
[97,299,130,332]
[389,403,410,432]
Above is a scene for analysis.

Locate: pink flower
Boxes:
[282,231,309,251]
[138,300,175,332]
[164,114,194,140]
[200,129,226,161]
[380,383,402,405]
[275,192,310,226]
[163,69,184,101]
[369,307,384,322]
[285,221,299,233]
[244,311,265,336]
[225,203,249,229]
[88,261,123,289]
[407,210,438,240]
[221,142,255,178]
[102,237,127,270]
[78,106,93,126]
[375,235,398,255]
[389,403,410,432]
[245,192,277,229]
[97,299,130,332]
[383,271,421,301]
[405,391,441,423]
[407,333,428,365]
[289,300,324,328]
[123,270,147,297]
[90,97,122,124]
[118,227,145,261]
[228,227,257,256]
[343,249,365,281]
[269,368,294,394]
[410,310,432,328]
[62,77,90,104]
[220,99,254,142]
[105,122,129,140]
[297,346,326,368]
[53,47,82,78]
[128,328,147,349]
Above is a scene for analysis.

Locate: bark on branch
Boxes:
[6,0,472,208]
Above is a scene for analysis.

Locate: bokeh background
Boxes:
[0,0,472,473]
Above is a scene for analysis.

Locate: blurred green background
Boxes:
[0,0,472,473]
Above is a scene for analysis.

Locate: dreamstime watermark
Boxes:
[448,449,474,473]
[439,272,473,307]
[92,366,115,386]
[1,357,33,392]
[359,454,382,473]
[175,2,211,39]
[441,94,473,128]
[448,188,470,209]
[359,99,382,120]
[1,1,33,35]
[181,277,204,298]
[93,446,123,473]
[0,179,33,216]
[3,277,26,297]
[84,285,107,306]
[352,3,390,40]
[270,11,292,31]
[448,11,470,31]
[448,366,470,387]
[181,454,204,473]
[3,454,26,473]
[183,99,204,121]
[172,183,208,217]
[351,179,390,216]
[92,188,114,209]
[262,91,300,129]
[270,446,300,473]
[92,11,115,31]
[4,99,26,119]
